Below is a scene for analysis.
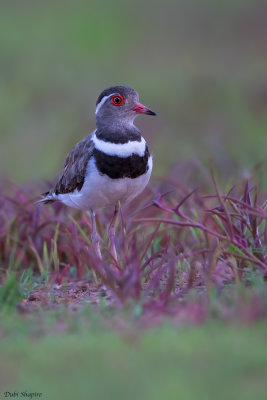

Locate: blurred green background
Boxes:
[0,0,266,183]
[1,316,267,400]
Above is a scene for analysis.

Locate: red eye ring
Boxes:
[111,94,124,106]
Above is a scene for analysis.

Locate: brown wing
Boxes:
[53,134,94,194]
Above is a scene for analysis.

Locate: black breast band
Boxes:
[93,146,150,179]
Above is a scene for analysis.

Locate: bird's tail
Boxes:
[35,191,57,205]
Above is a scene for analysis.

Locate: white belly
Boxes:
[57,156,152,210]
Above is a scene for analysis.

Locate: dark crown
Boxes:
[96,86,136,106]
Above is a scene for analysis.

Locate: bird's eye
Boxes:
[111,94,124,106]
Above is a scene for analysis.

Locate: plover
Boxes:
[40,86,156,260]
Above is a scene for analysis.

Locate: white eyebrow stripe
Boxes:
[92,132,146,158]
[95,93,116,115]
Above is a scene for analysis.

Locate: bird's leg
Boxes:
[108,203,119,262]
[90,210,102,259]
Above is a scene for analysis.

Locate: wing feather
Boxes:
[42,134,94,201]
[55,134,94,194]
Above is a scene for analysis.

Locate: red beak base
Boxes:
[132,102,156,116]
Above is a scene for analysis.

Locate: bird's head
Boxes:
[95,86,156,128]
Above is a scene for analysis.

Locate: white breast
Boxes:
[57,156,153,210]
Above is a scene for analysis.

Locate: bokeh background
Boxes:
[0,0,266,184]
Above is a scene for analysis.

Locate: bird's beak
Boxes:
[132,102,156,116]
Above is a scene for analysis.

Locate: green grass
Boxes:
[1,313,267,400]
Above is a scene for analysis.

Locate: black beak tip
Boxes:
[146,109,157,116]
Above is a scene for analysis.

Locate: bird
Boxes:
[40,85,156,261]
